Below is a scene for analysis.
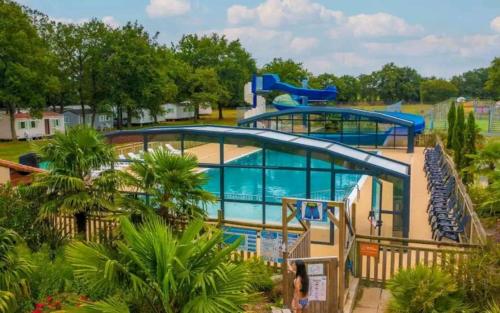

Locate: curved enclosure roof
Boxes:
[238,107,417,128]
[106,125,410,178]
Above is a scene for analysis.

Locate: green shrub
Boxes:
[386,265,467,313]
[244,257,274,292]
[485,301,500,313]
[455,243,500,311]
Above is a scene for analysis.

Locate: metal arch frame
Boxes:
[106,125,412,238]
[237,107,416,153]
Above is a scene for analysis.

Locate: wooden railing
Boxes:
[286,228,311,260]
[355,234,479,285]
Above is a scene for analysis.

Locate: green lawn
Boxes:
[0,109,239,162]
[0,140,42,162]
[337,103,434,115]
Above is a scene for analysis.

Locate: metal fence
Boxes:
[428,98,500,135]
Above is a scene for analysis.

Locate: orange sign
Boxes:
[359,242,379,258]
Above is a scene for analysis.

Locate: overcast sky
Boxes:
[20,0,500,78]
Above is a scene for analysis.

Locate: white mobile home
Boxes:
[0,111,65,140]
[130,109,158,125]
[162,103,194,120]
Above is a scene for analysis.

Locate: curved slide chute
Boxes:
[252,74,337,110]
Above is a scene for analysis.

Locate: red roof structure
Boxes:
[0,159,45,186]
[14,111,62,119]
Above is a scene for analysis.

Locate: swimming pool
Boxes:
[202,150,361,224]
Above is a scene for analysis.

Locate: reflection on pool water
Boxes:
[202,149,361,224]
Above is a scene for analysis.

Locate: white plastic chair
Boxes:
[165,144,181,155]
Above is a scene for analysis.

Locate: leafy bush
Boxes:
[244,257,274,292]
[0,184,44,251]
[454,243,500,311]
[386,265,467,313]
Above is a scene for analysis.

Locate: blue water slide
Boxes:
[378,111,426,134]
[253,74,338,110]
[261,74,337,101]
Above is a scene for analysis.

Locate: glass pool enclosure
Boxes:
[106,126,412,238]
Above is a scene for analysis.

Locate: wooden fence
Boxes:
[284,257,339,313]
[355,234,479,285]
[49,213,118,243]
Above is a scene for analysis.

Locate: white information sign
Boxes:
[307,263,324,276]
[308,276,327,301]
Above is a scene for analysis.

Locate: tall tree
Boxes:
[451,68,491,99]
[188,67,224,121]
[336,75,360,103]
[485,57,500,100]
[446,102,456,149]
[0,0,52,140]
[374,63,421,103]
[452,104,465,169]
[420,79,458,104]
[358,73,378,103]
[462,112,477,184]
[107,22,163,128]
[174,34,256,119]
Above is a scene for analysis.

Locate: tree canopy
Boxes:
[420,79,458,104]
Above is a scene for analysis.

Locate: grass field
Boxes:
[0,140,43,162]
[0,109,239,162]
[1,106,497,163]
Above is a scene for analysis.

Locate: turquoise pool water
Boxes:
[202,150,361,224]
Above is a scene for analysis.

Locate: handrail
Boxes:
[356,234,481,248]
[206,218,304,232]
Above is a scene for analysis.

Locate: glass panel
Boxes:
[265,205,300,226]
[202,168,220,198]
[265,146,307,168]
[335,173,361,200]
[224,168,262,202]
[291,114,307,134]
[183,134,220,164]
[223,137,262,166]
[392,178,404,237]
[277,115,293,133]
[311,152,333,169]
[112,134,145,157]
[310,171,331,200]
[378,122,394,147]
[265,169,306,202]
[225,201,263,223]
[147,133,182,153]
[205,201,220,218]
[358,120,377,147]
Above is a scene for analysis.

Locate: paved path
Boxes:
[352,287,390,313]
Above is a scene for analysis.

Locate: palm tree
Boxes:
[0,227,32,313]
[29,126,124,234]
[122,148,215,223]
[66,216,254,313]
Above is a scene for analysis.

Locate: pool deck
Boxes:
[184,143,432,257]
